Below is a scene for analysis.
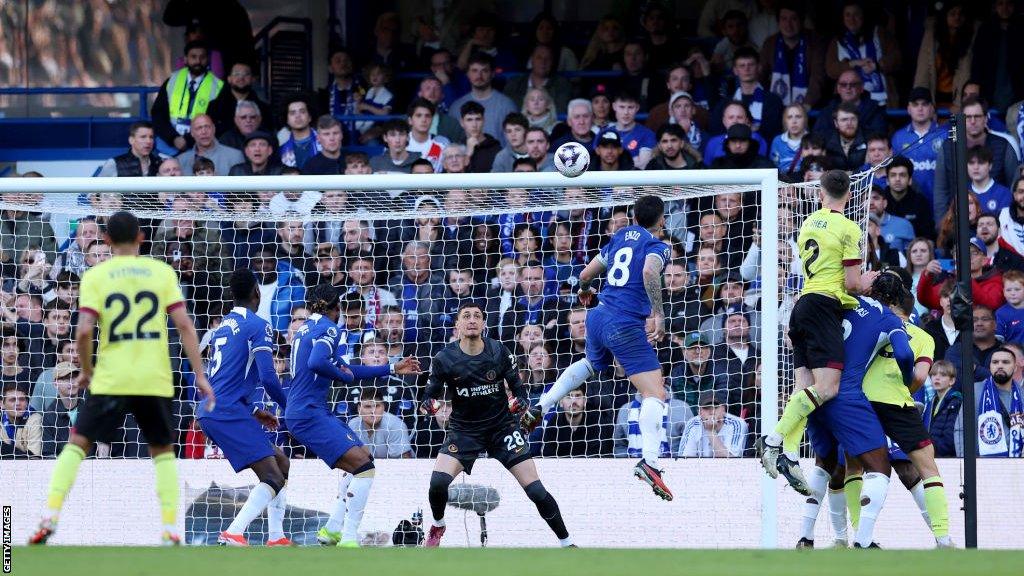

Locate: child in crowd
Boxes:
[996,270,1024,345]
[355,63,394,135]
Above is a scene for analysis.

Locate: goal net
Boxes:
[0,168,911,548]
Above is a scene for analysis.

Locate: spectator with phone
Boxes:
[918,237,1004,313]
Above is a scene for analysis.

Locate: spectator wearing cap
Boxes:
[228,131,283,176]
[348,387,413,459]
[207,62,273,137]
[918,237,1005,313]
[710,124,775,170]
[176,114,243,176]
[448,53,518,146]
[824,101,867,171]
[590,86,613,130]
[710,305,760,408]
[670,333,718,408]
[701,101,768,166]
[712,47,783,141]
[662,91,707,154]
[541,386,613,457]
[29,338,76,412]
[0,382,41,457]
[370,120,422,174]
[38,362,82,457]
[891,87,948,202]
[598,91,657,169]
[590,131,634,172]
[613,387,692,457]
[884,156,936,240]
[758,3,826,108]
[700,275,762,346]
[868,186,915,252]
[550,99,599,150]
[812,69,887,140]
[490,113,530,173]
[644,124,703,170]
[976,212,1024,273]
[97,121,163,178]
[678,389,748,458]
[150,40,224,154]
[645,63,712,131]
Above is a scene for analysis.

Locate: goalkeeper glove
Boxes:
[420,398,441,416]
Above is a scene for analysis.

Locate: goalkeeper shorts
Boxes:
[440,419,532,474]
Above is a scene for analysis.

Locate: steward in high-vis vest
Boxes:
[151,40,224,152]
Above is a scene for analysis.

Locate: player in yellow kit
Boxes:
[29,211,214,546]
[757,170,877,493]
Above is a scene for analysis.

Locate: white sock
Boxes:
[324,473,352,533]
[559,537,574,547]
[854,472,889,547]
[267,486,287,541]
[908,480,932,529]
[342,474,374,542]
[431,518,445,528]
[639,396,665,467]
[226,482,276,535]
[800,466,831,541]
[538,359,594,412]
[766,431,783,446]
[827,489,848,541]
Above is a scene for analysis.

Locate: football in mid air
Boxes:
[554,142,590,178]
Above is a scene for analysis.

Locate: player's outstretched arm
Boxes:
[642,254,666,342]
[308,340,354,383]
[170,306,215,409]
[577,256,607,306]
[888,329,916,387]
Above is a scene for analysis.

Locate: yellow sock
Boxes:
[844,475,863,530]
[153,452,179,527]
[46,444,86,514]
[923,476,949,537]
[775,388,822,438]
[783,419,807,454]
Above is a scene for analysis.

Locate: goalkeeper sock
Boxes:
[342,470,374,542]
[428,471,454,524]
[800,466,830,541]
[827,489,849,541]
[226,482,275,535]
[844,474,863,530]
[45,444,86,517]
[923,476,950,538]
[538,359,594,412]
[853,472,889,548]
[909,479,931,529]
[772,388,822,444]
[153,452,179,528]
[267,486,288,541]
[638,396,666,468]
[783,419,806,458]
[524,481,569,540]
[324,473,352,533]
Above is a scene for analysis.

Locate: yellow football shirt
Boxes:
[863,322,935,407]
[797,208,862,308]
[78,255,185,397]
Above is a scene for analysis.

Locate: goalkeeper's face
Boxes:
[455,307,484,339]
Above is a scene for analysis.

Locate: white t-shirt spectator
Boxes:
[678,412,748,457]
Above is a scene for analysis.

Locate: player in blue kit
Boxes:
[286,283,420,547]
[522,195,674,500]
[196,270,293,547]
[798,284,916,549]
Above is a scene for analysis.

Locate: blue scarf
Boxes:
[734,85,766,129]
[279,129,322,169]
[1,405,33,441]
[626,398,670,457]
[771,35,809,105]
[977,377,1024,458]
[1016,102,1024,152]
[839,30,887,104]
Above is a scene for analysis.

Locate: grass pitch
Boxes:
[11,547,1023,576]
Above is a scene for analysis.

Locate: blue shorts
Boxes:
[198,410,275,473]
[287,411,364,467]
[806,393,887,459]
[585,304,661,376]
[887,437,910,462]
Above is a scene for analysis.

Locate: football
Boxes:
[553,142,590,178]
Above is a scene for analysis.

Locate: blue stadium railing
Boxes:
[0,80,952,163]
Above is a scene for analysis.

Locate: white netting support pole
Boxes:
[758,171,781,549]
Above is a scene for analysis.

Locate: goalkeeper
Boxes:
[757,169,877,492]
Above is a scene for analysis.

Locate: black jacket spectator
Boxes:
[824,131,867,171]
[467,134,502,174]
[884,184,935,240]
[112,150,162,177]
[540,410,612,457]
[813,94,887,140]
[928,389,963,458]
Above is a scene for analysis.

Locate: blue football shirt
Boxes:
[596,225,670,319]
[199,307,275,419]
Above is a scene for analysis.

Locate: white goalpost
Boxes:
[2,167,937,548]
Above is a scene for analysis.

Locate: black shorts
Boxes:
[440,419,532,474]
[871,401,933,454]
[789,293,846,370]
[74,394,175,447]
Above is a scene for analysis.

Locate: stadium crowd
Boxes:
[4,0,1024,461]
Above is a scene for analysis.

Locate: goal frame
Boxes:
[0,168,781,547]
